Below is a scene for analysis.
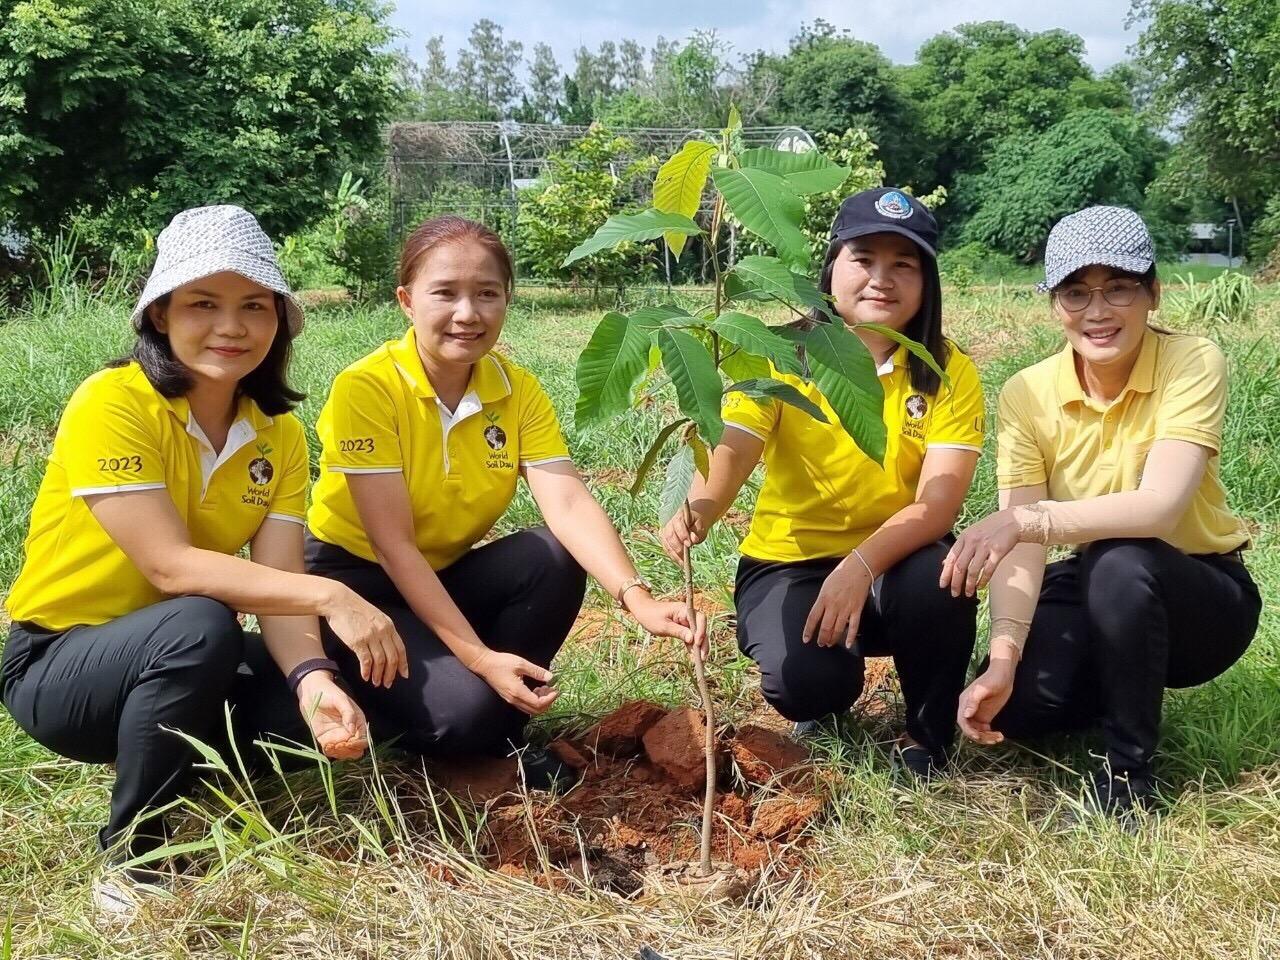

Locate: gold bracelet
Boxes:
[616,576,651,609]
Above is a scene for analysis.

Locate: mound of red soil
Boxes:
[424,702,828,895]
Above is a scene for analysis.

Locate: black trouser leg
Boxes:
[995,540,1261,774]
[735,538,977,759]
[306,526,587,757]
[1,597,245,855]
[860,538,977,760]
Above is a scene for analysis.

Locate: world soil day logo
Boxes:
[248,441,275,485]
[483,411,507,451]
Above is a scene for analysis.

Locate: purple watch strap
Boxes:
[287,657,340,694]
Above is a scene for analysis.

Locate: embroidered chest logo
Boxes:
[248,441,275,484]
[902,394,929,441]
[483,412,513,470]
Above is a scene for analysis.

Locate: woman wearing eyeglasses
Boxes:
[941,207,1259,817]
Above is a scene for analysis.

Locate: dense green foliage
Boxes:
[0,0,400,245]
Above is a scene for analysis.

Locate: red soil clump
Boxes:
[423,702,829,895]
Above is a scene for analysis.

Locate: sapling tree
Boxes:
[566,108,943,878]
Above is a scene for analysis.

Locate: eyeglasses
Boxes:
[1055,280,1143,312]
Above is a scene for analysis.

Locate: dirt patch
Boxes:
[431,702,829,897]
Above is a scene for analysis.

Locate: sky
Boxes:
[389,0,1145,78]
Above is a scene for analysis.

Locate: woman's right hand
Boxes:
[660,501,711,564]
[470,649,559,716]
[957,662,1016,745]
[322,585,409,689]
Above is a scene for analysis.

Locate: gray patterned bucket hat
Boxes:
[130,205,304,335]
[1039,206,1156,292]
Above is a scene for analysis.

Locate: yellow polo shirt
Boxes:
[723,340,984,562]
[5,363,310,631]
[308,328,572,569]
[997,328,1248,555]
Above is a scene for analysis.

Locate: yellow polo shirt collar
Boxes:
[386,328,513,405]
[1056,327,1159,411]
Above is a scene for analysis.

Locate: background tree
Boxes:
[0,0,399,242]
[518,42,563,123]
[454,19,523,119]
[1134,0,1280,257]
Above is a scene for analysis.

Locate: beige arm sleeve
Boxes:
[988,484,1049,661]
[1012,439,1210,546]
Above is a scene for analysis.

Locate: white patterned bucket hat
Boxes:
[130,205,304,335]
[1039,206,1156,292]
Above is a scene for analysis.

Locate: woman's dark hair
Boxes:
[798,236,950,396]
[399,214,515,297]
[107,292,304,415]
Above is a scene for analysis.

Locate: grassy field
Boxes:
[1,278,1279,958]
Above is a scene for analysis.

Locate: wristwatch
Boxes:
[616,575,652,609]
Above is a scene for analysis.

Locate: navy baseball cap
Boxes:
[830,187,938,259]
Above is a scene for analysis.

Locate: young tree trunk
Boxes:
[681,500,715,876]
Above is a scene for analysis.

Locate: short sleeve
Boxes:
[517,374,572,466]
[995,376,1047,488]
[323,370,403,472]
[925,353,985,451]
[721,382,780,443]
[58,381,167,496]
[1154,339,1228,453]
[267,415,309,523]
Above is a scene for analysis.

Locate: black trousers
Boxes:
[735,537,978,759]
[305,526,587,758]
[0,596,305,856]
[992,538,1261,774]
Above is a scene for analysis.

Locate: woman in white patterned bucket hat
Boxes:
[938,205,1259,819]
[1,205,409,915]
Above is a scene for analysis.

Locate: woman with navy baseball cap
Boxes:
[662,187,986,779]
[944,206,1260,817]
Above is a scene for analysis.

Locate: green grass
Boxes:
[1,281,1279,956]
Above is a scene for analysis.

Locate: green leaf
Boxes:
[630,418,690,497]
[738,148,850,195]
[726,103,742,134]
[653,140,717,258]
[659,444,696,527]
[803,323,886,464]
[688,434,710,479]
[720,348,770,382]
[562,209,701,266]
[711,310,803,375]
[574,312,651,427]
[725,255,837,321]
[725,378,830,423]
[630,303,699,333]
[711,167,809,269]
[857,322,950,389]
[658,328,725,447]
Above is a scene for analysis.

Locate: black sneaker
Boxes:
[515,747,580,792]
[890,739,945,784]
[791,713,843,741]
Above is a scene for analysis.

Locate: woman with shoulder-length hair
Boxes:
[661,188,986,779]
[304,215,706,788]
[1,206,406,911]
[945,206,1261,816]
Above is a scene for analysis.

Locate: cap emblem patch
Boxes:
[875,191,914,220]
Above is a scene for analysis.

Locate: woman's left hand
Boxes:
[296,671,369,761]
[627,594,709,660]
[940,509,1023,597]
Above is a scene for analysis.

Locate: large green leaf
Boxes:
[857,322,950,388]
[574,312,651,427]
[629,417,689,497]
[657,328,725,447]
[653,140,717,258]
[720,348,770,382]
[563,210,701,266]
[738,148,850,195]
[803,323,886,464]
[711,310,803,375]
[725,255,837,321]
[710,168,809,269]
[659,444,696,527]
[630,303,699,333]
[725,378,830,423]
